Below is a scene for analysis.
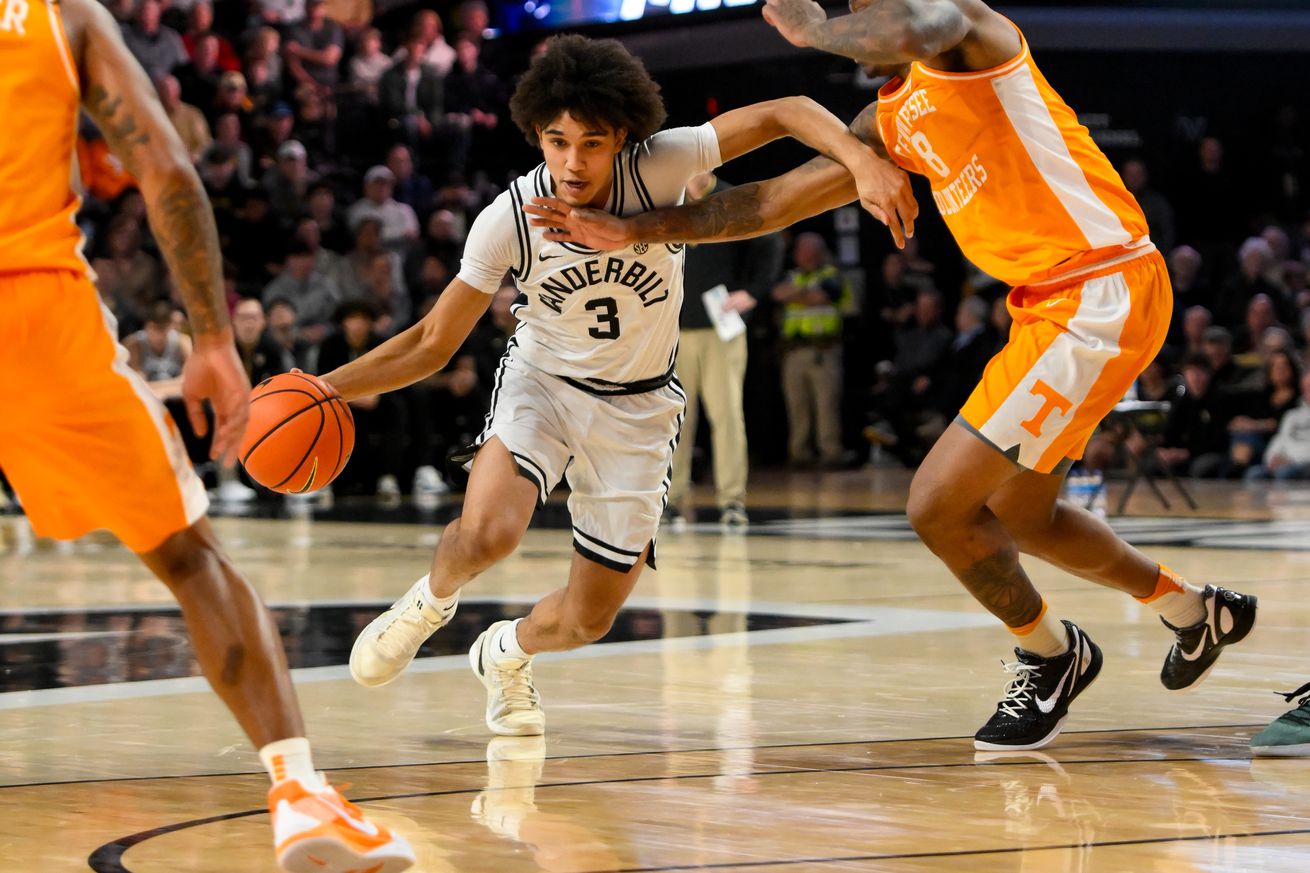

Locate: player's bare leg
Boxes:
[350,437,538,687]
[139,518,304,745]
[470,546,648,735]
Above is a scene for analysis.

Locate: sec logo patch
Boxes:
[632,242,649,255]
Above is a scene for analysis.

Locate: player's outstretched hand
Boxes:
[524,197,634,251]
[763,0,827,48]
[183,332,251,467]
[855,159,919,249]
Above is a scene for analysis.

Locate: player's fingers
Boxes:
[528,217,565,228]
[887,214,906,249]
[522,203,561,220]
[541,230,576,241]
[863,201,889,227]
[211,405,248,467]
[899,200,916,239]
[186,396,209,439]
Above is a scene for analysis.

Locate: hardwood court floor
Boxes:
[3,469,1310,872]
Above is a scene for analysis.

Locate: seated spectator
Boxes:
[123,0,189,82]
[1217,237,1283,326]
[1121,158,1175,255]
[1233,293,1282,356]
[182,2,240,72]
[262,241,343,343]
[228,188,287,290]
[937,295,995,418]
[175,33,223,115]
[1283,259,1308,310]
[336,216,405,302]
[453,0,503,74]
[292,82,335,166]
[393,8,456,76]
[386,143,434,221]
[1167,246,1211,344]
[292,216,342,280]
[214,70,254,126]
[404,208,462,303]
[444,33,504,165]
[1246,370,1310,481]
[284,0,344,98]
[243,28,284,109]
[255,0,306,27]
[323,0,374,37]
[348,251,411,337]
[252,102,297,171]
[263,139,318,224]
[207,113,254,186]
[871,288,954,464]
[1178,304,1212,358]
[232,298,292,384]
[1201,325,1255,391]
[1226,347,1302,474]
[306,182,352,253]
[378,36,446,154]
[267,298,318,371]
[93,214,163,335]
[155,74,211,163]
[1134,357,1175,403]
[348,27,391,102]
[124,301,190,400]
[315,301,406,497]
[346,166,420,251]
[1159,353,1239,478]
[197,145,244,238]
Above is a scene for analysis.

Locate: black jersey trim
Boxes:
[507,183,531,281]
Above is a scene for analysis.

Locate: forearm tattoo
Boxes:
[812,0,968,65]
[630,183,767,244]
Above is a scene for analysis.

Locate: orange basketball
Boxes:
[239,372,354,494]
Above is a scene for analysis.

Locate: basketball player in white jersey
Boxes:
[319,33,914,735]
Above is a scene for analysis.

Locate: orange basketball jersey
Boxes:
[0,0,88,276]
[875,25,1149,288]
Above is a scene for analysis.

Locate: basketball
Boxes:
[239,372,354,494]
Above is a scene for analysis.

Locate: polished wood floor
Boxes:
[3,470,1310,872]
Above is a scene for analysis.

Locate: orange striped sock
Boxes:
[259,737,323,790]
[1135,565,1205,627]
[1007,600,1070,658]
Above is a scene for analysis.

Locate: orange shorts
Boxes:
[959,249,1171,474]
[0,270,207,553]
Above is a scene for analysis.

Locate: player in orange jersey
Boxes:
[0,2,411,870]
[526,0,1258,752]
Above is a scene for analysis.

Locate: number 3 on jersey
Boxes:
[910,131,950,178]
[586,297,621,340]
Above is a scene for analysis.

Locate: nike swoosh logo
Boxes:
[1037,659,1076,713]
[476,634,487,677]
[538,252,563,261]
[1180,599,1218,661]
[498,637,508,653]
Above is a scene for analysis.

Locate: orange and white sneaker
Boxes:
[269,778,416,873]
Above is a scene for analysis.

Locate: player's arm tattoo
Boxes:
[627,183,767,243]
[810,0,970,65]
[848,102,890,160]
[83,85,228,338]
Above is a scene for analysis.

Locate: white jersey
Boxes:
[457,123,722,385]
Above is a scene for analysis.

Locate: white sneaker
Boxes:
[376,474,401,505]
[469,621,545,736]
[350,577,456,687]
[413,465,450,496]
[470,736,546,840]
[217,479,257,503]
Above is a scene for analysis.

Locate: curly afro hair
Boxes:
[510,34,667,148]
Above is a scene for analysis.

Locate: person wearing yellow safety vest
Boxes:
[773,232,851,467]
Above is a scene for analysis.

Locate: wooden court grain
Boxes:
[3,469,1309,872]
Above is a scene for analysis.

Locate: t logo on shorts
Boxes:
[1020,379,1072,438]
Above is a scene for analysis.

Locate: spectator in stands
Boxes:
[394,8,456,76]
[155,74,211,163]
[315,301,405,499]
[454,0,502,73]
[1202,325,1254,391]
[404,209,461,305]
[445,34,504,141]
[876,288,954,464]
[214,70,254,126]
[385,143,434,222]
[1179,304,1212,358]
[667,172,783,527]
[1159,353,1236,478]
[348,27,391,103]
[1227,347,1302,475]
[198,145,243,239]
[1166,245,1211,346]
[124,300,190,399]
[1283,259,1308,310]
[323,0,374,36]
[292,81,335,166]
[123,0,189,81]
[244,28,284,109]
[255,0,307,27]
[938,295,995,418]
[293,217,343,286]
[337,216,406,307]
[175,33,223,115]
[267,298,317,371]
[1121,158,1175,255]
[93,214,163,335]
[232,298,291,384]
[775,232,850,468]
[306,182,352,253]
[263,140,317,223]
[1176,136,1242,282]
[346,166,419,251]
[208,113,254,186]
[228,188,287,289]
[378,34,446,156]
[351,252,411,337]
[285,0,345,97]
[1234,293,1281,355]
[1246,370,1310,481]
[1217,236,1281,325]
[263,241,343,343]
[183,3,239,72]
[253,102,297,170]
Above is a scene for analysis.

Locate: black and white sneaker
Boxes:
[974,621,1103,752]
[1160,585,1257,692]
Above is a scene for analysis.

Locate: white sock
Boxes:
[1136,565,1206,628]
[491,618,531,664]
[1008,600,1071,658]
[416,574,459,622]
[260,737,325,790]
